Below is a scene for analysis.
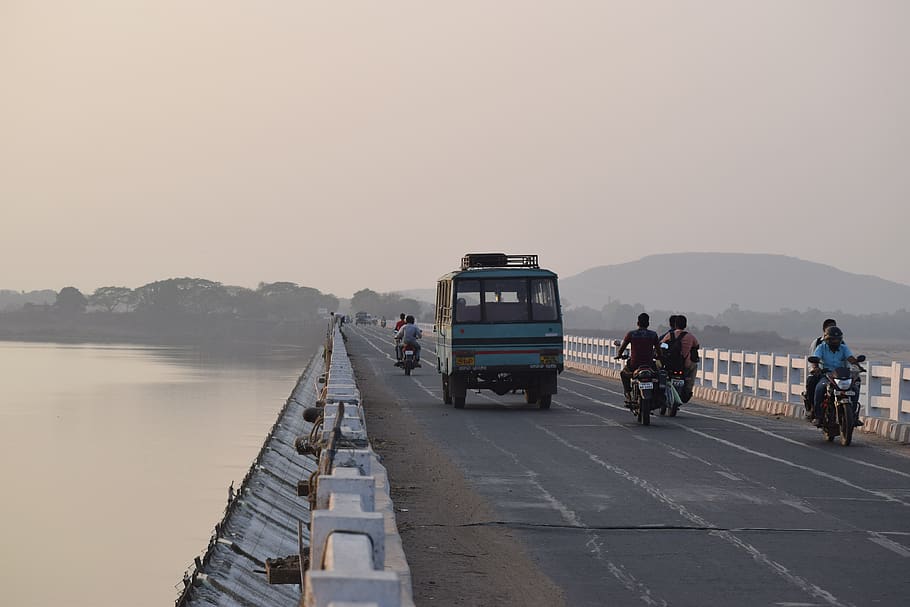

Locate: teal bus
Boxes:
[434,253,564,409]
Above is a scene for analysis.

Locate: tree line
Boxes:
[349,288,431,322]
[0,279,433,345]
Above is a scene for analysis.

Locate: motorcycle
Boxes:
[660,368,685,417]
[615,352,664,425]
[807,354,866,446]
[656,341,684,417]
[401,343,420,376]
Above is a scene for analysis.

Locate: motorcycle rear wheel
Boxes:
[638,398,651,426]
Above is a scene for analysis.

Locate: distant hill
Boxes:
[559,253,910,315]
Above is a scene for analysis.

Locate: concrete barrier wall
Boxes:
[564,335,910,444]
[303,322,415,607]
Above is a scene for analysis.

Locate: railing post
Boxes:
[897,362,909,424]
[892,362,904,423]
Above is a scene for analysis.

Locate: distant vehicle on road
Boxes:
[434,253,563,409]
[354,311,371,325]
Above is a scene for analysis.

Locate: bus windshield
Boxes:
[454,277,558,323]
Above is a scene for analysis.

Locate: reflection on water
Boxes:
[0,341,313,607]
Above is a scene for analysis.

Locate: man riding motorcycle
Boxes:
[395,315,423,366]
[804,318,837,420]
[615,313,660,403]
[810,326,863,427]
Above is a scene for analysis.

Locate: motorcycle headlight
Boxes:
[835,378,853,390]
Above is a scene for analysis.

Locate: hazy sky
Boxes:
[2,1,908,297]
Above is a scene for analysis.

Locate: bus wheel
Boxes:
[525,388,539,404]
[442,374,452,405]
[538,393,552,409]
[454,395,465,409]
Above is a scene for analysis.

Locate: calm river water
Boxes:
[0,340,313,607]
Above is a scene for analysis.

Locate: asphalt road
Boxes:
[348,324,910,607]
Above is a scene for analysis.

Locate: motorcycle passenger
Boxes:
[660,314,700,403]
[659,315,679,341]
[615,313,660,403]
[811,326,862,427]
[392,313,408,362]
[804,318,837,420]
[395,315,423,365]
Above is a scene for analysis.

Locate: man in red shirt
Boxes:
[392,313,407,363]
[615,313,660,403]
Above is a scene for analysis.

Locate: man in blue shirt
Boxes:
[803,318,838,419]
[810,326,861,427]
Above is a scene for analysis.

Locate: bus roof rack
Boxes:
[461,253,539,270]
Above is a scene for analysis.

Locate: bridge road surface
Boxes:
[348,325,910,607]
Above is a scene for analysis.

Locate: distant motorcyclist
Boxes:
[615,313,660,403]
[811,326,862,427]
[394,313,407,332]
[395,315,423,365]
[803,318,837,420]
[660,314,700,403]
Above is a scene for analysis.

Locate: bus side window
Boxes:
[531,279,558,321]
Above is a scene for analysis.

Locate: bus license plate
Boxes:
[455,356,475,366]
[540,354,560,365]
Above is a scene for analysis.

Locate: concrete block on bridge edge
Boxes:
[332,449,374,476]
[317,469,376,511]
[310,494,385,572]
[305,569,400,607]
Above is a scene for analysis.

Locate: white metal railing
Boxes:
[563,335,910,424]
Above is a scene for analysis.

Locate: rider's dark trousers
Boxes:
[620,367,634,395]
[805,373,822,411]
